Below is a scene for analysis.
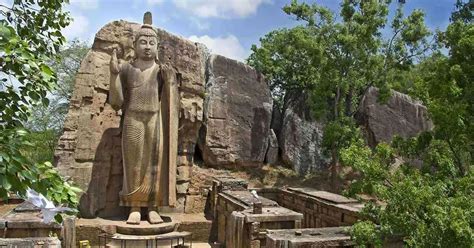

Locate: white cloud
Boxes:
[69,0,99,10]
[189,35,248,61]
[173,0,270,18]
[63,14,90,41]
[146,0,164,5]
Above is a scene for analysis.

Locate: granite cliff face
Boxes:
[356,87,433,148]
[198,55,273,167]
[272,97,329,175]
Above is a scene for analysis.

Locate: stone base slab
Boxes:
[76,213,212,246]
[0,237,61,248]
[115,221,177,235]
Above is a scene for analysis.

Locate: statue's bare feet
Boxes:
[126,207,141,225]
[148,210,163,224]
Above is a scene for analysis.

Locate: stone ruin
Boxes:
[0,18,431,247]
[53,20,278,218]
[53,20,433,218]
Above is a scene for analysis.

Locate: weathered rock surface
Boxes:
[356,87,433,147]
[271,105,283,137]
[265,129,279,164]
[0,238,61,248]
[198,55,273,167]
[278,100,328,175]
[54,20,205,217]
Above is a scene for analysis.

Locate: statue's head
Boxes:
[134,12,158,61]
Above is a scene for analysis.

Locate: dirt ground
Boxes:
[189,162,349,195]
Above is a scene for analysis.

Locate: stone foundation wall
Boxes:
[0,237,61,248]
[266,227,404,248]
[215,190,302,248]
[266,227,354,248]
[257,188,362,228]
[212,182,362,248]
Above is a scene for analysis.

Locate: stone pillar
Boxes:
[62,216,76,248]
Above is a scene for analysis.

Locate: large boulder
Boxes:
[198,55,273,167]
[278,99,328,175]
[54,21,205,217]
[356,87,433,147]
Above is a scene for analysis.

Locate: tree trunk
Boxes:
[330,146,340,190]
[344,86,353,116]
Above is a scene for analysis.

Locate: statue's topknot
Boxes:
[144,11,152,25]
[136,11,158,40]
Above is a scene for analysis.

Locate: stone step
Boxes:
[76,213,213,247]
[166,213,213,242]
[115,221,177,235]
[105,231,192,248]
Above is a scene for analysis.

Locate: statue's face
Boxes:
[135,36,158,61]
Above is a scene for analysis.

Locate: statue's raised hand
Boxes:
[110,48,121,74]
[160,63,175,82]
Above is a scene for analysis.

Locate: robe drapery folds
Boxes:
[113,62,179,208]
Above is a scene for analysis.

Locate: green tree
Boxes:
[342,1,473,246]
[25,40,89,164]
[248,0,433,180]
[50,39,89,103]
[0,0,79,208]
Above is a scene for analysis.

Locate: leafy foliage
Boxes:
[27,39,89,134]
[22,129,57,164]
[0,0,70,127]
[0,0,79,208]
[341,1,474,246]
[25,40,89,165]
[248,0,433,180]
[342,137,473,247]
[51,39,89,102]
[0,129,80,206]
[250,0,473,246]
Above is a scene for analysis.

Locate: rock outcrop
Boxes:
[54,21,205,217]
[278,99,328,175]
[57,20,435,219]
[198,55,273,167]
[55,20,276,218]
[265,129,279,164]
[54,20,436,220]
[356,87,433,147]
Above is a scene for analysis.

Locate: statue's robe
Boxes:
[117,62,178,208]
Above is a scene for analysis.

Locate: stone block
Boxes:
[184,195,207,214]
[176,182,190,194]
[177,166,192,182]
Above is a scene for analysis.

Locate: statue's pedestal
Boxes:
[104,220,193,247]
[105,231,192,248]
[76,213,212,247]
[115,221,177,235]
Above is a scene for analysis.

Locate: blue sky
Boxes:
[3,0,459,61]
